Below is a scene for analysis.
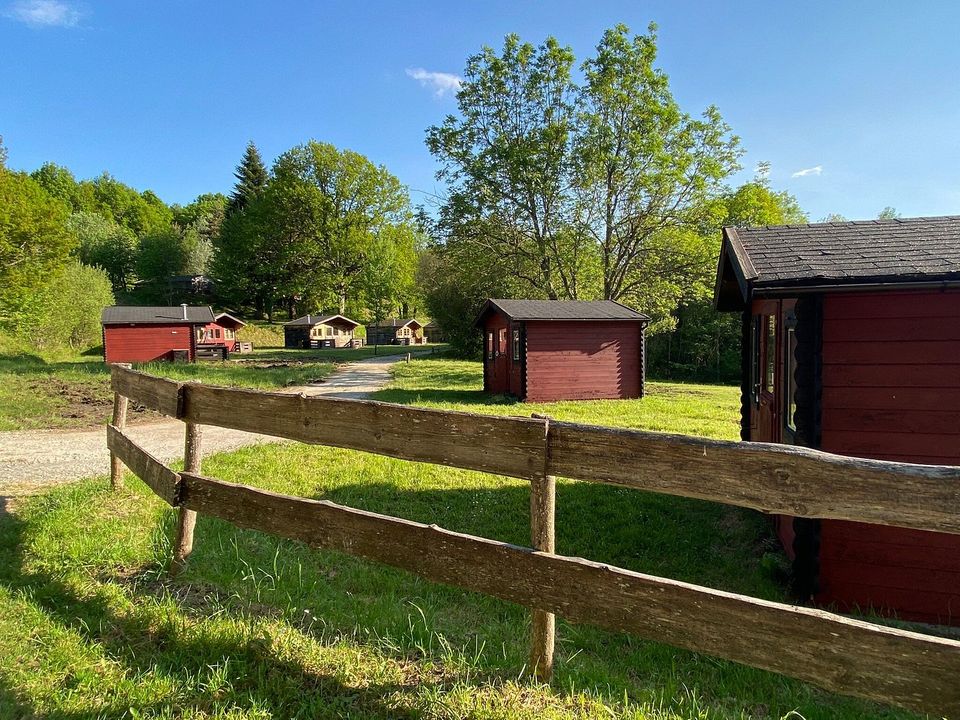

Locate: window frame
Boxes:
[512,328,521,361]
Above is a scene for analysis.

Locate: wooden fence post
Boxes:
[110,363,131,491]
[529,413,556,682]
[171,385,202,576]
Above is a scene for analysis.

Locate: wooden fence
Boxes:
[106,364,960,716]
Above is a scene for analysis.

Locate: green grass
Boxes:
[0,355,920,718]
[375,357,742,440]
[0,330,442,430]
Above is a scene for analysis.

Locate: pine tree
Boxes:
[227,141,268,215]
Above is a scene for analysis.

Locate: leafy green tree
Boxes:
[362,224,418,353]
[24,262,114,350]
[722,179,807,227]
[137,227,206,302]
[820,213,848,222]
[261,141,412,314]
[877,206,900,220]
[577,24,741,311]
[228,142,269,215]
[84,173,173,235]
[427,35,582,300]
[0,169,77,324]
[67,212,138,292]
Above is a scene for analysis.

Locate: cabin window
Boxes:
[785,319,798,433]
[215,328,221,339]
[751,315,761,404]
[498,328,507,355]
[512,329,520,361]
[765,316,776,393]
[487,332,494,360]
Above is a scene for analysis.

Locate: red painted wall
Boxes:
[524,320,643,402]
[819,289,960,624]
[103,324,195,363]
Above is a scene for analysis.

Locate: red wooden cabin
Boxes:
[715,215,960,625]
[199,312,246,353]
[101,305,215,363]
[475,299,648,402]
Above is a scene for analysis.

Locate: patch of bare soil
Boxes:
[29,377,157,427]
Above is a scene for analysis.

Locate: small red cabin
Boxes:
[715,215,960,625]
[199,312,246,353]
[101,305,215,363]
[475,299,648,402]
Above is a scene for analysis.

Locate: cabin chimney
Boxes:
[307,314,311,324]
[180,303,188,320]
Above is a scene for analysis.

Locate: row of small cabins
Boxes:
[100,307,438,363]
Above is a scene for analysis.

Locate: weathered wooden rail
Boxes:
[106,365,960,716]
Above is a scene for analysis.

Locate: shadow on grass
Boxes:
[0,508,428,719]
[0,471,905,719]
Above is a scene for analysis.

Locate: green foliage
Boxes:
[21,261,115,350]
[877,206,900,220]
[0,169,77,324]
[228,141,269,215]
[425,24,742,349]
[136,226,211,302]
[577,24,742,313]
[67,212,138,291]
[87,173,173,236]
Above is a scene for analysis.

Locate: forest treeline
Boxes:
[0,24,899,378]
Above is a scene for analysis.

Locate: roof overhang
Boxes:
[214,312,246,328]
[714,227,758,312]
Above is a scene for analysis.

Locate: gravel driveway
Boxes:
[0,353,416,501]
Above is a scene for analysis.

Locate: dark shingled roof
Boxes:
[367,318,423,329]
[715,216,960,310]
[101,306,215,325]
[285,314,359,327]
[736,216,960,286]
[478,299,648,324]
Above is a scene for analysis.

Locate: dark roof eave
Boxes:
[752,273,960,296]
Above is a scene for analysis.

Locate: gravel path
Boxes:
[0,353,415,500]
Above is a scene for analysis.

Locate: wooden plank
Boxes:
[182,384,548,480]
[110,364,183,417]
[179,473,960,717]
[105,424,180,505]
[823,340,960,365]
[171,421,202,576]
[545,421,960,535]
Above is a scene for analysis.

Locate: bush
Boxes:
[23,262,115,351]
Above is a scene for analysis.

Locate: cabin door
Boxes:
[486,327,510,393]
[751,300,781,443]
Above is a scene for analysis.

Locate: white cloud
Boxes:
[406,68,462,98]
[4,0,82,27]
[791,165,823,178]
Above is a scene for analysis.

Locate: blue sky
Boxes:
[2,0,959,221]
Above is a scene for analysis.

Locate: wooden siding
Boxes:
[523,320,643,402]
[103,324,195,363]
[819,289,960,624]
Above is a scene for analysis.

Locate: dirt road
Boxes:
[0,354,411,499]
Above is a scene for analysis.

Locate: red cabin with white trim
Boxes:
[101,305,215,363]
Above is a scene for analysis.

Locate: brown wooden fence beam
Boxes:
[105,424,180,505]
[109,363,131,490]
[181,383,549,480]
[529,413,556,682]
[547,421,960,534]
[170,412,202,576]
[177,472,960,717]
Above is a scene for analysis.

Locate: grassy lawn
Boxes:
[0,329,441,430]
[0,356,920,718]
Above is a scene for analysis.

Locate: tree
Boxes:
[86,173,173,236]
[67,212,138,292]
[576,24,741,309]
[24,262,114,350]
[260,141,413,315]
[877,206,900,220]
[427,35,582,300]
[362,224,418,353]
[228,142,269,215]
[0,169,76,323]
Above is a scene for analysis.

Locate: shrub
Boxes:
[23,262,115,351]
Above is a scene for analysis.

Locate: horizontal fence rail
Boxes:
[178,472,960,716]
[111,364,960,534]
[106,364,960,716]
